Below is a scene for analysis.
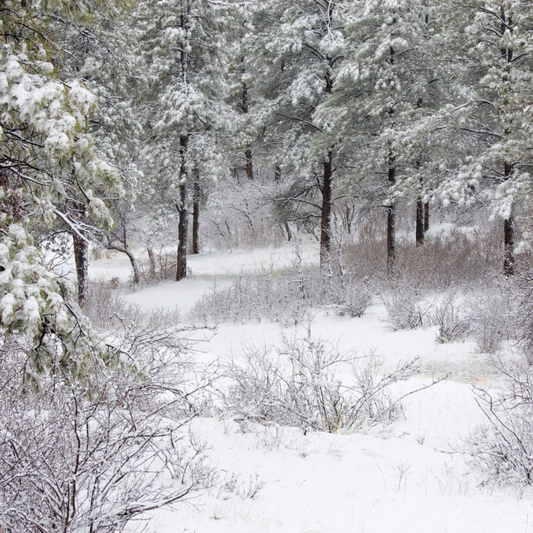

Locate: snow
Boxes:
[90,245,533,533]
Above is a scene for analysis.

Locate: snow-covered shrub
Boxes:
[83,281,138,329]
[466,352,533,486]
[0,324,210,533]
[513,269,533,361]
[330,277,373,318]
[217,472,265,501]
[224,333,419,433]
[378,279,433,330]
[465,272,533,486]
[164,430,218,489]
[431,292,472,343]
[398,228,501,292]
[188,268,371,326]
[467,284,515,354]
[342,225,501,293]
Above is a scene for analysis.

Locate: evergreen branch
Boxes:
[274,112,322,132]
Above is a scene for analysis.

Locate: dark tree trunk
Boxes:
[240,79,254,181]
[387,164,396,274]
[245,147,254,181]
[118,246,140,285]
[274,165,281,184]
[503,163,515,276]
[192,169,200,255]
[504,214,515,277]
[176,135,189,281]
[423,202,429,232]
[126,249,140,285]
[73,233,89,306]
[283,221,292,242]
[416,198,425,247]
[320,152,333,269]
[501,11,515,276]
[386,45,396,274]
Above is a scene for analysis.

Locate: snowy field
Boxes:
[90,245,533,533]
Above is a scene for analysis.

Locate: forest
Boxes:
[2,0,533,531]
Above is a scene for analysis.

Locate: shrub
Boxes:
[342,226,501,292]
[431,291,472,343]
[376,277,434,330]
[188,267,372,326]
[0,322,211,532]
[223,332,420,433]
[467,351,533,486]
[138,247,177,283]
[467,282,516,354]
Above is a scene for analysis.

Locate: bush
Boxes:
[138,247,178,284]
[467,282,516,354]
[467,351,533,486]
[223,332,420,433]
[0,323,211,532]
[376,277,434,330]
[188,266,372,326]
[342,225,501,292]
[431,291,472,343]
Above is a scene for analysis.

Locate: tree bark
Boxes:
[245,146,254,181]
[283,220,292,242]
[73,233,89,306]
[176,135,189,281]
[423,202,429,232]
[387,163,396,274]
[416,198,425,247]
[127,249,140,285]
[240,80,254,181]
[504,214,515,277]
[320,151,333,269]
[192,168,200,255]
[503,163,515,276]
[274,165,281,184]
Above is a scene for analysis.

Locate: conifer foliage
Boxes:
[0,0,122,368]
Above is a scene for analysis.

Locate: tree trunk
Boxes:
[274,165,281,184]
[320,152,333,269]
[73,233,89,306]
[283,220,292,242]
[423,202,429,232]
[192,168,200,255]
[387,164,396,274]
[240,79,254,181]
[176,135,189,281]
[416,198,425,247]
[503,164,515,276]
[245,147,254,181]
[106,242,140,285]
[126,249,140,285]
[504,213,515,277]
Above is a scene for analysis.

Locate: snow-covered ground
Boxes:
[91,245,533,533]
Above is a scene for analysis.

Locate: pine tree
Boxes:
[0,0,124,369]
[449,0,533,275]
[133,0,233,279]
[332,0,450,271]
[255,0,348,269]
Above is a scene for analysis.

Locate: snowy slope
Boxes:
[90,246,533,533]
